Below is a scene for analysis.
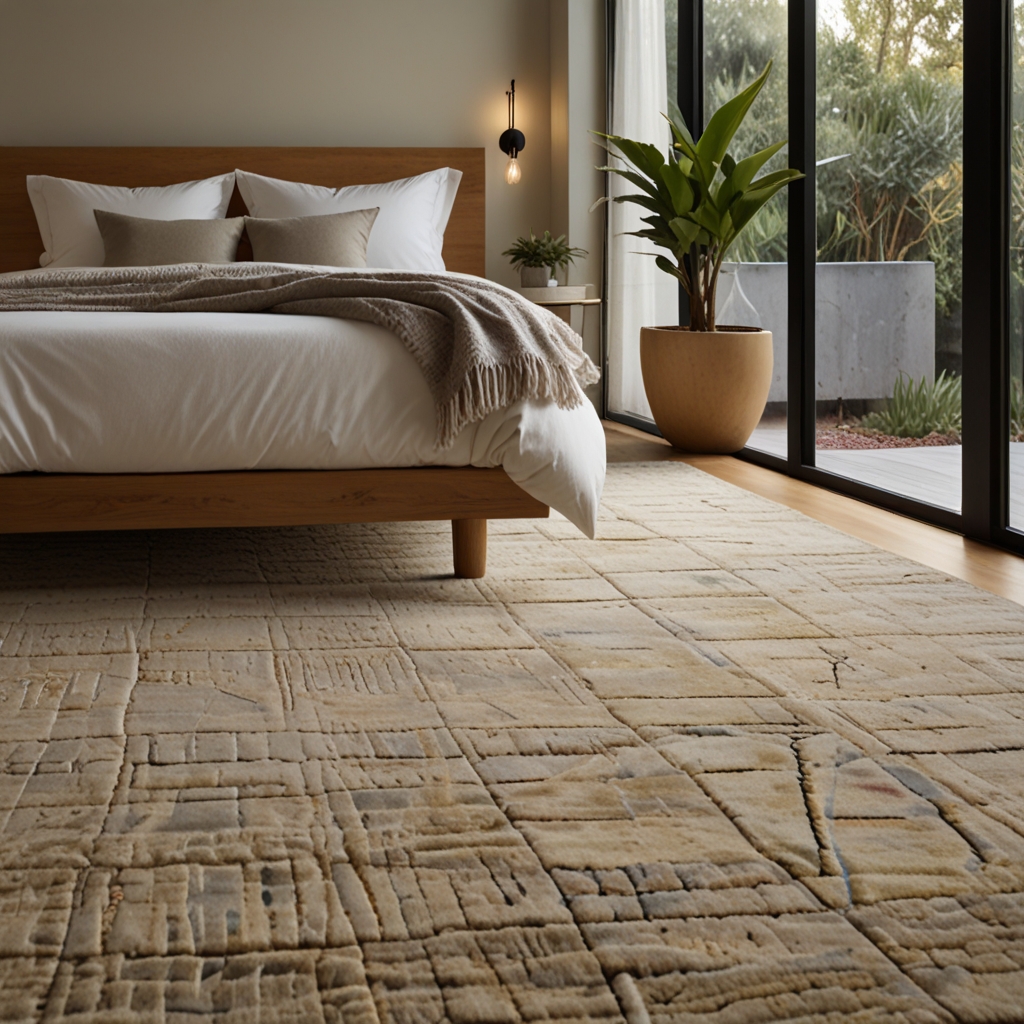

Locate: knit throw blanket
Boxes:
[0,264,600,448]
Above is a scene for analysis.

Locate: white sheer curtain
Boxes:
[606,0,679,420]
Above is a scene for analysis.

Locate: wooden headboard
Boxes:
[0,147,485,276]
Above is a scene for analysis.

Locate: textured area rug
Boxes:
[1,462,1024,1024]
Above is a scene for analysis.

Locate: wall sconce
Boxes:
[499,80,525,185]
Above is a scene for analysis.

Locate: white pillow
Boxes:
[26,173,236,268]
[235,167,462,273]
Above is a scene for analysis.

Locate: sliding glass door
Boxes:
[704,0,789,459]
[813,2,963,513]
[605,0,1021,553]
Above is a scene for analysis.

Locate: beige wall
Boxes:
[0,0,553,288]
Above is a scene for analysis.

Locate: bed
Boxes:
[0,147,605,577]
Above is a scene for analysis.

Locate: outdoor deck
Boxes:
[748,427,1024,527]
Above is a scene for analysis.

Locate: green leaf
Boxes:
[747,167,805,193]
[597,166,665,202]
[658,161,696,215]
[640,213,674,234]
[626,170,669,202]
[622,231,677,256]
[733,141,788,188]
[662,115,702,178]
[639,216,679,248]
[689,204,722,236]
[668,216,701,248]
[655,254,686,281]
[601,166,664,200]
[611,193,667,217]
[596,133,666,180]
[674,153,694,176]
[665,135,699,180]
[726,179,794,239]
[715,141,788,209]
[666,97,695,147]
[695,60,773,179]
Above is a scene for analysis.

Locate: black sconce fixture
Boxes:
[499,80,525,184]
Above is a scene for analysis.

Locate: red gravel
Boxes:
[816,429,961,450]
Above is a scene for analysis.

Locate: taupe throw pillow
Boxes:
[244,208,379,267]
[94,209,245,266]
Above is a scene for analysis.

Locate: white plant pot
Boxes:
[520,266,555,288]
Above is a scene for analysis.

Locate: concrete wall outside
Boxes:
[718,261,937,404]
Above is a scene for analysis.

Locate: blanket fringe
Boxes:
[437,357,596,449]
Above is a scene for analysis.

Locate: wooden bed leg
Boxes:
[452,518,487,578]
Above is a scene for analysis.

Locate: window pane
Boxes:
[815,1,963,511]
[704,0,789,459]
[1011,1,1024,532]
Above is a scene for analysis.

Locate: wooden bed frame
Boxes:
[0,146,549,577]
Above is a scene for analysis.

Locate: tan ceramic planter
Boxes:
[640,326,773,453]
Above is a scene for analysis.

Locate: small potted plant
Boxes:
[596,61,803,452]
[503,230,587,288]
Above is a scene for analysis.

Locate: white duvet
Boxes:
[0,299,606,535]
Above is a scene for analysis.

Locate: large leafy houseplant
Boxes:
[597,60,802,332]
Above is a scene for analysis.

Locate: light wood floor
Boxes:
[604,420,1024,607]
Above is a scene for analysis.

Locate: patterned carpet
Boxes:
[2,461,1024,1024]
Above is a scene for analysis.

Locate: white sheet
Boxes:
[0,307,606,536]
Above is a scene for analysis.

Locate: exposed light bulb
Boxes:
[500,80,525,183]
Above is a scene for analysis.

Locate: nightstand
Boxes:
[518,286,602,329]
